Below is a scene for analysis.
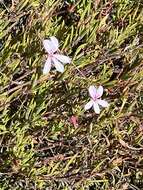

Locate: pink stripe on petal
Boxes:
[88,86,97,100]
[43,57,52,74]
[97,99,109,107]
[50,36,59,52]
[84,100,93,110]
[43,40,53,54]
[96,86,103,98]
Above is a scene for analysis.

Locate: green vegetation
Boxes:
[0,0,143,189]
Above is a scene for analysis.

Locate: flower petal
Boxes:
[96,86,103,98]
[43,57,52,74]
[54,54,71,64]
[52,57,64,73]
[88,86,97,99]
[84,100,93,111]
[93,102,100,114]
[43,36,59,53]
[97,99,109,107]
[50,36,59,52]
[43,40,53,54]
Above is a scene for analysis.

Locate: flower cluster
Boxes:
[43,36,109,114]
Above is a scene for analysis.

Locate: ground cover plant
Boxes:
[0,0,143,189]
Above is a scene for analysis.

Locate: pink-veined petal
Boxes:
[93,102,100,114]
[54,54,71,64]
[84,100,93,111]
[97,99,109,107]
[88,86,97,100]
[96,86,104,98]
[52,57,64,73]
[43,40,53,54]
[43,37,59,54]
[50,36,59,52]
[43,57,52,74]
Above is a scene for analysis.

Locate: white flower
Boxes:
[84,85,109,114]
[43,36,71,74]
